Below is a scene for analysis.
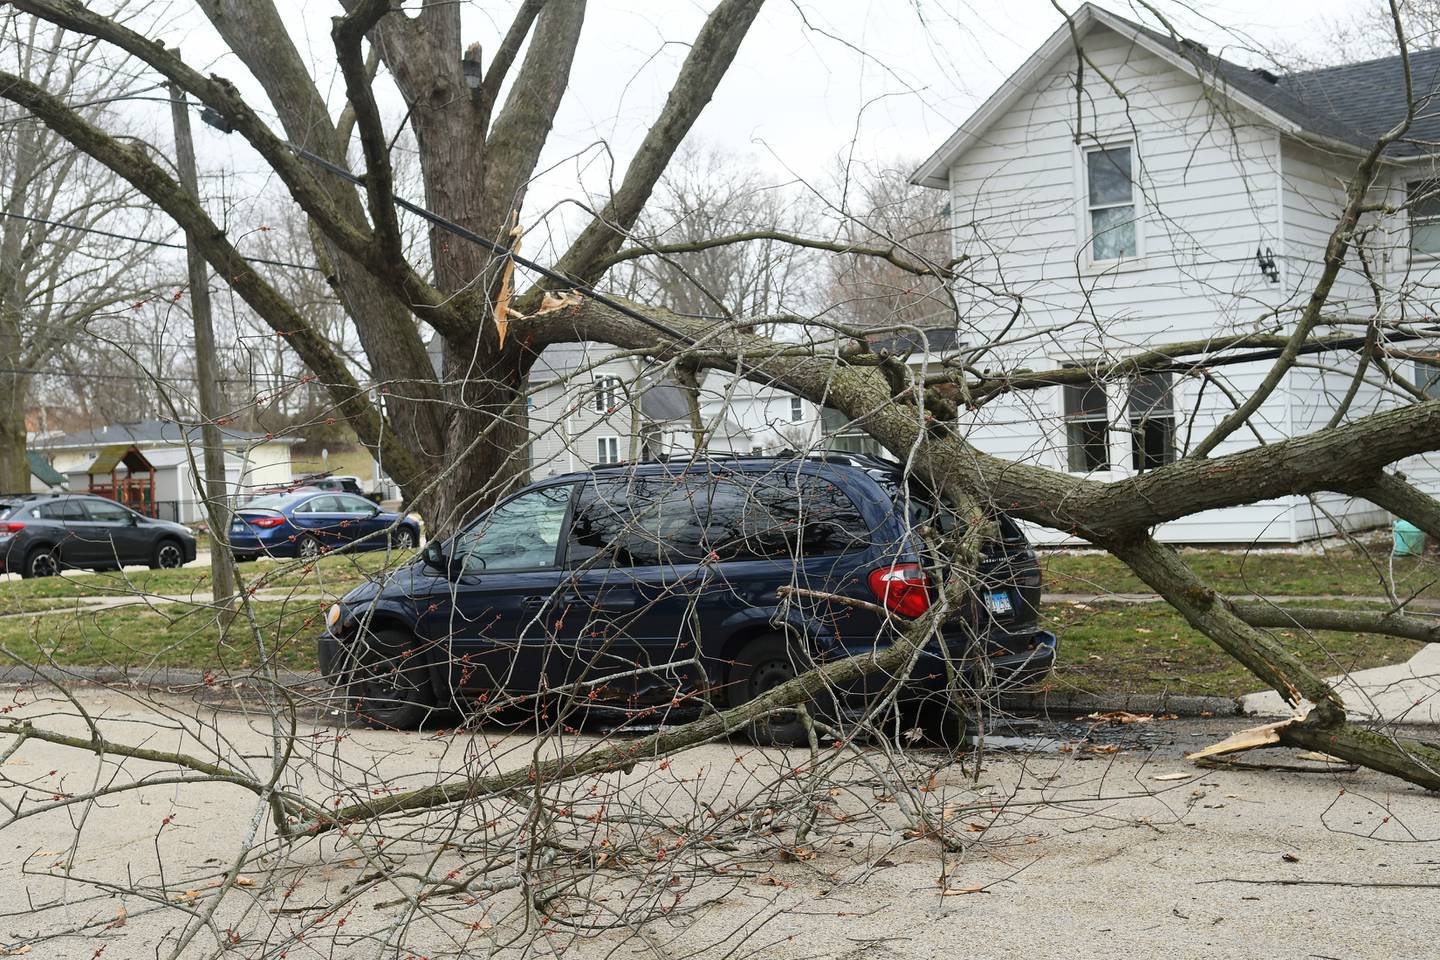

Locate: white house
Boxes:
[525,342,839,475]
[910,2,1440,544]
[40,419,299,523]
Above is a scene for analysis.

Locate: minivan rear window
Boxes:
[567,471,870,568]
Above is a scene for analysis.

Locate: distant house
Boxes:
[25,450,66,493]
[525,343,834,474]
[910,2,1440,544]
[40,419,298,523]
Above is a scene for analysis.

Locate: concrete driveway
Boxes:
[1242,642,1440,724]
[1,687,1435,959]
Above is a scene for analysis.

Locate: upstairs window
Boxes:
[593,376,623,414]
[1085,145,1137,261]
[1409,180,1440,256]
[1063,376,1110,472]
[789,396,804,422]
[1128,372,1176,470]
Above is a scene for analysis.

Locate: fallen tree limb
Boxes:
[1229,602,1440,645]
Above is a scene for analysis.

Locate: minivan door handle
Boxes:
[562,590,638,612]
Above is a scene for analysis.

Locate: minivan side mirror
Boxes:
[422,541,452,576]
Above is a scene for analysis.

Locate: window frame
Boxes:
[1078,140,1143,267]
[789,396,804,422]
[595,435,621,465]
[1126,371,1177,472]
[1408,179,1440,259]
[1415,355,1440,398]
[592,375,624,414]
[1061,374,1112,474]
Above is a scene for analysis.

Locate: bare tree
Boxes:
[615,143,820,321]
[3,8,1440,959]
[825,159,959,337]
[0,3,155,489]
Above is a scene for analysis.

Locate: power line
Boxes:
[0,210,321,273]
[224,119,712,353]
[0,364,307,385]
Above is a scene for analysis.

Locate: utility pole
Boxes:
[169,78,236,603]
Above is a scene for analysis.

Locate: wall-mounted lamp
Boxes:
[1256,246,1280,283]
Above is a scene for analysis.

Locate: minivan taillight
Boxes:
[868,563,931,618]
[246,515,285,528]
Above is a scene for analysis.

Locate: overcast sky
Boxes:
[131,0,1361,252]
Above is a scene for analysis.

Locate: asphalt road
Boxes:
[2,687,1435,959]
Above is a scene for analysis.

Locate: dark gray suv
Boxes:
[0,493,197,578]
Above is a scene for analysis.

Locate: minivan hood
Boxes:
[340,560,434,605]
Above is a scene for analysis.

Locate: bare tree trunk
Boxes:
[0,378,27,492]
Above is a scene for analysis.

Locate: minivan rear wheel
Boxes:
[728,634,815,747]
[349,626,438,730]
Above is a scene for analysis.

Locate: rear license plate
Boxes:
[985,591,1013,615]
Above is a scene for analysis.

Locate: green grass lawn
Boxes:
[1042,547,1440,600]
[0,599,324,673]
[1037,599,1425,699]
[1,550,412,604]
[0,596,81,616]
[2,547,1431,698]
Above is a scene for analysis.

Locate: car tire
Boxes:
[151,538,185,570]
[349,626,438,730]
[21,546,61,579]
[297,535,323,560]
[727,634,815,747]
[391,526,417,550]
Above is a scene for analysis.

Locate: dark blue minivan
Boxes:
[319,454,1056,741]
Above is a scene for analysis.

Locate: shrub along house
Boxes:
[911,2,1440,544]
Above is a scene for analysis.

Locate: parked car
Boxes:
[228,491,421,561]
[0,493,198,578]
[318,454,1057,738]
[243,474,380,504]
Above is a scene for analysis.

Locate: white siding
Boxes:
[528,348,645,477]
[939,22,1421,544]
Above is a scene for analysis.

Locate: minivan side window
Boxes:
[567,477,673,567]
[711,473,870,559]
[453,484,571,573]
[566,471,870,568]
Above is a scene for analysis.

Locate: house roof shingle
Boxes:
[1129,20,1440,159]
[26,451,64,487]
[43,419,299,450]
[913,3,1440,187]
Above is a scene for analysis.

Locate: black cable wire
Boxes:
[0,210,321,272]
[273,139,707,350]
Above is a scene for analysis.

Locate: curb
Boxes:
[994,690,1242,718]
[0,667,1241,718]
[0,665,328,691]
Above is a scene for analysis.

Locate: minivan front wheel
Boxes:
[728,634,815,747]
[349,626,438,730]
